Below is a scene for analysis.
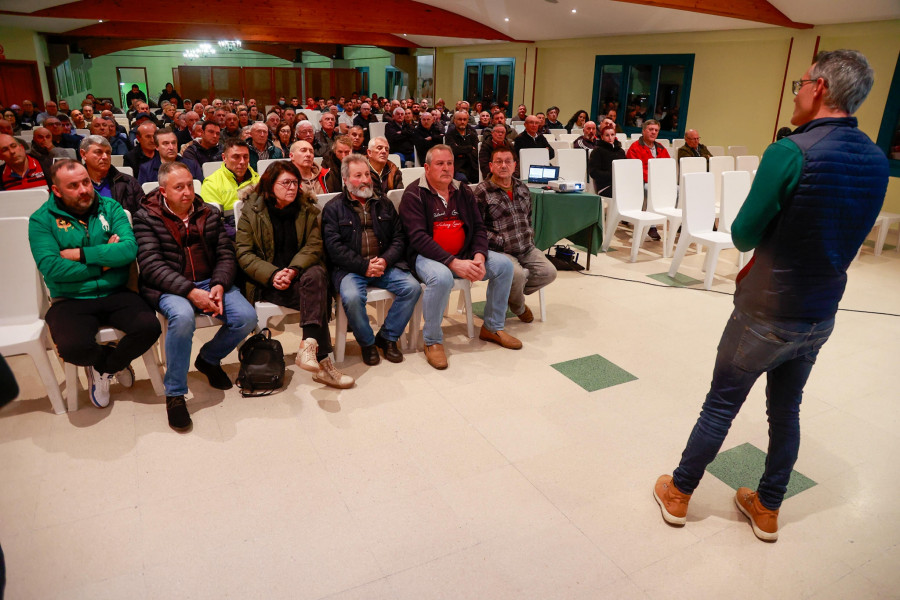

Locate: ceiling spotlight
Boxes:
[403,33,407,36]
[572,8,577,13]
[504,17,509,21]
[98,19,103,22]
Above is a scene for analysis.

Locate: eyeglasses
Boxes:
[792,79,816,95]
[277,180,299,189]
[492,159,515,166]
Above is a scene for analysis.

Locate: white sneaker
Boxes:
[295,338,319,372]
[116,365,135,388]
[86,366,114,408]
[313,357,355,389]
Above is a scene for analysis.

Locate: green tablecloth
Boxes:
[529,188,604,255]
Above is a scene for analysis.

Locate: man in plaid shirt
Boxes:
[474,146,556,323]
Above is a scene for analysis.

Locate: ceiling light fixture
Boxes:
[504,17,509,21]
[572,8,577,13]
[183,43,216,60]
[217,40,242,52]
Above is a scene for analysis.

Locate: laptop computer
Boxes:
[527,164,560,185]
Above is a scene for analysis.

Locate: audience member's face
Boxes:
[492,112,506,125]
[164,105,176,118]
[367,139,389,166]
[600,128,616,144]
[137,124,157,152]
[225,113,239,131]
[161,167,195,212]
[479,112,491,126]
[59,100,69,112]
[419,113,433,128]
[489,150,515,181]
[278,125,292,143]
[283,109,295,124]
[22,100,34,113]
[250,125,268,147]
[404,109,413,124]
[547,109,559,122]
[349,128,364,149]
[195,105,205,117]
[491,125,507,145]
[215,110,227,127]
[392,110,404,124]
[224,145,249,178]
[344,160,373,200]
[296,126,314,144]
[156,132,179,161]
[537,114,546,126]
[90,119,106,136]
[321,113,336,132]
[454,112,468,131]
[0,120,12,136]
[81,143,111,175]
[583,122,597,139]
[291,141,314,169]
[2,111,15,124]
[201,124,221,148]
[273,171,299,205]
[212,99,223,109]
[52,164,95,214]
[425,148,454,188]
[136,102,150,114]
[333,142,351,163]
[266,113,280,131]
[642,123,660,144]
[684,131,700,149]
[607,110,617,122]
[45,118,63,140]
[45,101,58,116]
[238,111,249,125]
[0,134,26,168]
[524,116,539,136]
[82,105,94,119]
[33,128,53,150]
[360,104,371,116]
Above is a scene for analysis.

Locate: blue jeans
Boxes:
[158,280,258,396]
[339,268,421,346]
[415,250,513,346]
[672,309,834,510]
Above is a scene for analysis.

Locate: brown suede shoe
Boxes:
[424,343,448,370]
[479,326,523,349]
[653,474,691,526]
[735,487,779,542]
[516,305,534,323]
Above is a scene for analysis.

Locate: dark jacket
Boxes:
[479,139,514,181]
[399,175,488,276]
[247,142,283,173]
[313,129,338,158]
[369,160,403,197]
[412,124,443,164]
[385,120,415,156]
[588,139,626,195]
[133,190,235,308]
[137,154,203,185]
[321,150,344,193]
[352,113,379,144]
[105,165,145,214]
[182,142,223,167]
[513,132,555,161]
[444,127,479,184]
[123,145,155,173]
[158,89,183,107]
[321,191,408,288]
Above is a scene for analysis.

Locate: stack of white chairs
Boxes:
[720,170,753,269]
[668,172,735,290]
[647,158,682,258]
[602,159,667,263]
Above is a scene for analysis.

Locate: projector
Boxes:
[548,180,584,193]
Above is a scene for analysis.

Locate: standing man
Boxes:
[474,146,556,323]
[654,50,888,541]
[444,110,479,184]
[321,154,421,365]
[399,145,520,370]
[625,119,668,240]
[676,129,712,162]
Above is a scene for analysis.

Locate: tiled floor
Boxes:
[2,232,899,599]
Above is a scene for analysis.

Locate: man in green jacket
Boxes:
[28,159,162,409]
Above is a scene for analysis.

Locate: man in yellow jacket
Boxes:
[202,138,260,237]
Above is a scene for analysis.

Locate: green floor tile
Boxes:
[705,442,817,500]
[471,301,516,320]
[551,354,637,392]
[648,272,703,287]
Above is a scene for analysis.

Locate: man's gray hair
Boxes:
[79,135,111,154]
[367,136,388,150]
[295,121,314,134]
[158,161,192,188]
[393,107,405,117]
[425,143,453,165]
[340,153,370,182]
[641,119,660,131]
[809,49,874,115]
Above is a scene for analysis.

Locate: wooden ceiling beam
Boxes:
[610,0,812,29]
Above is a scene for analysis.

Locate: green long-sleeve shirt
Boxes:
[730,138,803,252]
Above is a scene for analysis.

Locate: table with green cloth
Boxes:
[529,188,604,268]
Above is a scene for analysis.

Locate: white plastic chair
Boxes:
[368,121,387,140]
[706,145,725,157]
[871,212,900,256]
[668,172,735,290]
[708,155,735,213]
[720,171,753,269]
[728,145,749,158]
[672,139,685,153]
[202,161,223,179]
[0,188,49,218]
[408,279,475,351]
[0,218,66,414]
[679,156,707,204]
[735,155,760,173]
[616,133,627,143]
[518,148,551,182]
[558,133,580,143]
[141,181,158,195]
[110,155,124,167]
[549,140,571,152]
[117,166,133,177]
[514,124,525,134]
[602,159,666,262]
[401,167,425,184]
[647,158,682,258]
[257,158,289,175]
[557,148,588,184]
[629,133,642,141]
[543,130,558,141]
[388,154,402,168]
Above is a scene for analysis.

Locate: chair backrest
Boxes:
[0,217,41,325]
[20,130,34,142]
[142,181,158,194]
[735,155,760,173]
[514,124,525,134]
[0,188,50,219]
[202,161,223,179]
[542,130,557,141]
[388,153,402,168]
[313,156,323,166]
[682,172,717,235]
[257,158,289,175]
[75,128,90,137]
[558,133,580,143]
[518,148,550,181]
[386,189,404,212]
[110,154,124,167]
[570,128,583,136]
[678,156,707,199]
[611,159,645,213]
[719,170,751,234]
[616,133,627,143]
[368,121,387,140]
[708,155,735,205]
[193,179,202,195]
[647,158,677,212]
[630,133,642,141]
[315,192,340,213]
[706,145,725,157]
[401,166,424,183]
[728,145,749,158]
[549,140,571,151]
[234,200,244,224]
[672,139,685,152]
[117,165,133,177]
[557,148,588,183]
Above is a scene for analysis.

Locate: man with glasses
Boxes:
[654,50,889,542]
[676,129,712,162]
[474,147,555,324]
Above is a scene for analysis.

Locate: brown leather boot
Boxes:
[424,343,448,370]
[653,474,691,526]
[734,487,779,541]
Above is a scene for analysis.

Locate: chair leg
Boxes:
[142,347,165,396]
[538,288,546,322]
[704,248,722,290]
[462,285,475,338]
[156,314,168,364]
[601,209,618,252]
[64,362,80,412]
[661,221,668,259]
[28,345,65,415]
[874,220,888,256]
[630,223,644,263]
[668,234,692,278]
[334,296,348,363]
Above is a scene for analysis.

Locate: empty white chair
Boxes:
[708,155,735,212]
[672,139,685,153]
[558,133,580,143]
[388,154,403,168]
[616,133,628,143]
[668,172,735,290]
[368,121,387,140]
[142,181,158,195]
[706,145,725,157]
[519,148,551,182]
[110,154,124,167]
[202,161,223,179]
[0,217,66,414]
[549,140,571,152]
[334,288,411,363]
[0,188,49,218]
[728,145,749,158]
[557,148,588,184]
[401,166,424,184]
[543,130,558,141]
[117,165,133,177]
[602,159,667,262]
[408,278,475,350]
[257,158,289,175]
[720,170,753,269]
[678,156,707,205]
[735,155,760,173]
[647,158,682,258]
[871,212,900,256]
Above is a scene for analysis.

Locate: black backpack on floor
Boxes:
[236,328,285,397]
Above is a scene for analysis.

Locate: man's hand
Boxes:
[208,284,224,316]
[449,258,485,282]
[365,257,386,278]
[107,234,120,244]
[272,268,296,291]
[59,248,82,261]
[188,287,219,314]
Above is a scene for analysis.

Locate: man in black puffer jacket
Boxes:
[134,162,257,432]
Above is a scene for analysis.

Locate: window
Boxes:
[463,58,515,116]
[876,53,900,178]
[591,54,694,139]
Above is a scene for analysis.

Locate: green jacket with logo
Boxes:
[28,192,138,299]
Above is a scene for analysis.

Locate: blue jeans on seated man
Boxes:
[338,267,422,347]
[672,308,834,510]
[157,279,258,396]
[415,250,513,346]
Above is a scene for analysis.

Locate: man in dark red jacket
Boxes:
[134,161,257,432]
[625,119,669,240]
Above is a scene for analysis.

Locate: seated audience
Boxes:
[43,116,82,151]
[413,112,443,165]
[125,85,147,110]
[70,109,86,130]
[565,110,589,133]
[123,121,158,173]
[574,121,600,151]
[203,138,259,236]
[247,121,284,172]
[28,159,161,408]
[138,128,202,185]
[338,102,356,134]
[80,135,143,213]
[485,111,518,145]
[588,124,626,195]
[514,115,555,161]
[545,106,565,130]
[290,140,329,197]
[367,136,403,196]
[349,125,367,155]
[444,111,479,184]
[385,107,416,166]
[134,162,256,432]
[182,121,223,167]
[0,133,47,190]
[177,110,201,147]
[479,124,514,181]
[320,135,352,193]
[399,145,520,370]
[19,100,39,127]
[677,129,712,162]
[272,123,293,154]
[220,113,243,143]
[158,83,182,107]
[313,113,338,158]
[27,126,68,172]
[236,161,353,388]
[294,121,316,148]
[352,103,379,145]
[474,146,556,323]
[625,118,669,240]
[321,154,421,365]
[36,101,60,125]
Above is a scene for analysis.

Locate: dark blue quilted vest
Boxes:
[735,117,889,322]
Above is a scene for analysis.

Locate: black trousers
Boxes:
[45,291,162,375]
[260,265,332,356]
